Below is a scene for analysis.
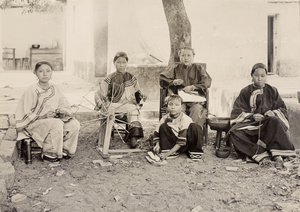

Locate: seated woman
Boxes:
[225,63,296,168]
[15,61,81,163]
[94,51,145,148]
[159,46,212,128]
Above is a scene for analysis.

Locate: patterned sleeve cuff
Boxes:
[176,137,187,146]
[153,131,160,144]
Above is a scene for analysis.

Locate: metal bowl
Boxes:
[207,117,230,130]
[216,147,231,158]
[32,44,40,49]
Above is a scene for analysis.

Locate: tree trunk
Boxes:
[162,0,191,66]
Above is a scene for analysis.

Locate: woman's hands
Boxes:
[55,109,70,118]
[173,79,196,94]
[253,110,275,122]
[264,110,275,117]
[183,85,194,94]
[173,79,183,86]
[39,109,70,120]
[45,111,56,119]
[253,113,264,122]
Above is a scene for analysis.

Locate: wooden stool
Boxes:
[111,113,128,138]
[207,117,230,149]
[15,58,21,70]
[18,138,42,164]
[22,57,30,70]
[2,48,15,70]
[2,58,15,70]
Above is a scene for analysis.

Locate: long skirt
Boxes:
[158,123,203,158]
[25,118,80,158]
[227,116,295,162]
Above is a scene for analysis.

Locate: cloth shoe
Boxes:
[259,157,272,167]
[161,150,179,159]
[147,151,160,162]
[189,151,203,161]
[62,152,72,159]
[274,156,284,169]
[129,137,139,149]
[42,154,60,163]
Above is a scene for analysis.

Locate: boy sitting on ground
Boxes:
[152,94,204,161]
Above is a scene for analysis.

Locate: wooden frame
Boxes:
[96,107,145,158]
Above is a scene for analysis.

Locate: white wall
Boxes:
[69,0,94,63]
[1,8,64,59]
[65,0,98,80]
[268,1,300,76]
[106,0,268,81]
[0,9,3,71]
[107,0,170,73]
[268,2,300,60]
[185,0,268,83]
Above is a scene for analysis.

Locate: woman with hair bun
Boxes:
[15,61,80,163]
[225,63,296,168]
[95,52,146,148]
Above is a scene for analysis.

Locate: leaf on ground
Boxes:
[42,187,52,195]
[65,193,75,197]
[56,170,65,177]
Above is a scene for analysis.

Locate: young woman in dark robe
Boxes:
[225,63,295,168]
[160,47,212,128]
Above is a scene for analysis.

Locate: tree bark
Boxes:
[162,0,191,66]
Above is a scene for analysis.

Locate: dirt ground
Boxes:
[1,118,300,212]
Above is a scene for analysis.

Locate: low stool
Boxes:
[22,57,30,70]
[15,58,21,70]
[207,117,231,149]
[18,138,42,164]
[111,113,128,140]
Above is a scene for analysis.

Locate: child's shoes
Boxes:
[42,154,60,163]
[147,151,160,162]
[62,152,72,159]
[161,150,179,159]
[189,151,203,161]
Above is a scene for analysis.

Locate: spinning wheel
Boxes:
[96,103,145,159]
[75,85,145,159]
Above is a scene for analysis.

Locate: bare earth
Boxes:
[1,118,300,212]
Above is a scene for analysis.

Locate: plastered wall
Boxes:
[1,8,64,59]
[268,2,300,76]
[185,0,268,82]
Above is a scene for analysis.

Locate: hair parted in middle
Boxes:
[178,46,195,56]
[34,61,53,73]
[251,63,268,76]
[113,51,129,63]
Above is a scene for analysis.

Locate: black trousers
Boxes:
[228,116,295,161]
[159,123,203,153]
